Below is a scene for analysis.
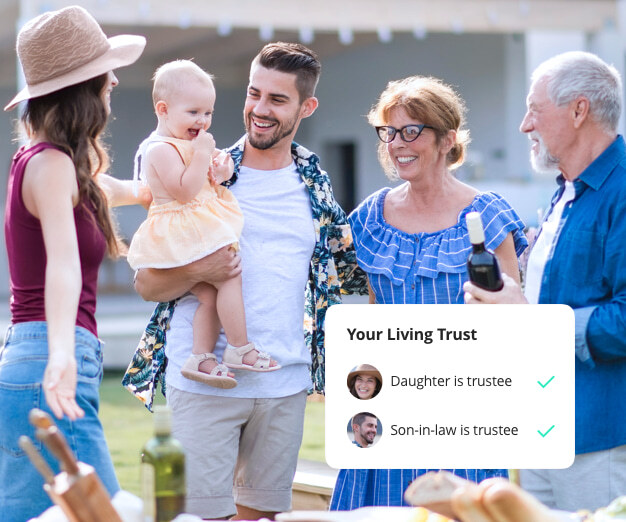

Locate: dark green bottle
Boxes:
[466,211,504,291]
[141,405,186,521]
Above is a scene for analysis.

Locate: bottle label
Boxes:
[141,462,156,521]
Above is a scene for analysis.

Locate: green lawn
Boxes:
[100,372,325,496]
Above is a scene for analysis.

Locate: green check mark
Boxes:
[538,376,555,388]
[538,425,555,438]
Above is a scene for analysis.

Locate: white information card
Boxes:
[325,304,575,469]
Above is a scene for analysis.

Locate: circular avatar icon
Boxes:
[348,411,382,448]
[347,364,382,400]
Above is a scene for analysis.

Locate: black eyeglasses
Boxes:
[375,124,435,143]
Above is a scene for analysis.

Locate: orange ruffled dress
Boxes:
[127,134,243,270]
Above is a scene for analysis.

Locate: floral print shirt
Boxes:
[123,136,368,410]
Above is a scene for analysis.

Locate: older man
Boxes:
[464,51,626,512]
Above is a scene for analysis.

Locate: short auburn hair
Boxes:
[368,75,471,178]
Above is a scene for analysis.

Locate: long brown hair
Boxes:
[22,74,122,256]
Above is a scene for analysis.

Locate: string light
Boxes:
[451,19,464,34]
[259,24,274,41]
[377,27,392,43]
[299,27,314,44]
[339,27,353,45]
[217,20,232,37]
[178,10,192,29]
[413,26,427,40]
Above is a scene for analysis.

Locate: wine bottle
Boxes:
[465,211,504,291]
[141,405,186,522]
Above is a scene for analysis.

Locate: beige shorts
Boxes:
[167,387,308,519]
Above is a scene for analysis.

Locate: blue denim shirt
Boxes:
[538,135,626,454]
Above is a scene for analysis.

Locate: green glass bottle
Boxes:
[141,405,186,522]
[466,211,504,291]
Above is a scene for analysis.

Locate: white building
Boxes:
[0,0,623,295]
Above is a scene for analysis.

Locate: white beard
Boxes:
[530,134,560,175]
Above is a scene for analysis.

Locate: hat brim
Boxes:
[5,34,146,111]
[347,369,382,388]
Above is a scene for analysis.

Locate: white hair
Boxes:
[531,51,622,132]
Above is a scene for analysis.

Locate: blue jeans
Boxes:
[0,322,119,522]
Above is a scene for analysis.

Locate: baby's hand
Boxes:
[211,149,235,185]
[191,130,216,159]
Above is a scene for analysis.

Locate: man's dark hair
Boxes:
[253,42,321,102]
[353,412,377,427]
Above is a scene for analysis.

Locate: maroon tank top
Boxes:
[4,142,106,336]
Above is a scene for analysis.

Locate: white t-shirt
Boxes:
[524,181,576,304]
[165,161,316,398]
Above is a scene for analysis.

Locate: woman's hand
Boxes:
[136,183,153,210]
[96,173,153,208]
[210,149,234,185]
[463,273,528,305]
[43,351,84,420]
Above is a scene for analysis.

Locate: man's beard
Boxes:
[530,133,560,175]
[245,111,298,150]
[363,432,375,444]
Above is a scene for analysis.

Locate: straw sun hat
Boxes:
[5,5,146,111]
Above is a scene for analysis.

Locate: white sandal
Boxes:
[181,353,237,388]
[222,343,281,372]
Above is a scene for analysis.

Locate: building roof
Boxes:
[0,0,618,88]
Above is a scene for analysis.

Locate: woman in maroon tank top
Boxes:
[0,7,146,520]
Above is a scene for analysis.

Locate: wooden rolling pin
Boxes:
[29,408,122,522]
[19,435,77,519]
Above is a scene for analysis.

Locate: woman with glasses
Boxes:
[330,76,528,511]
